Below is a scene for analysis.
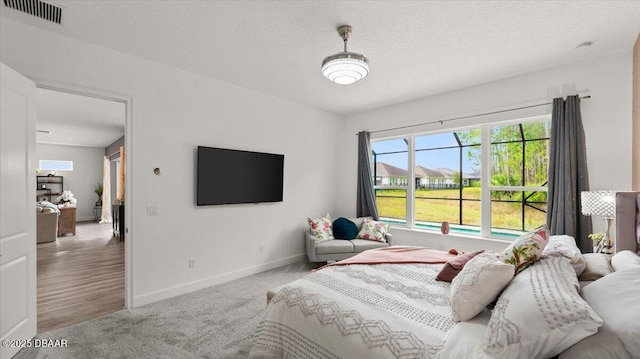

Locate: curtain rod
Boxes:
[356,95,591,135]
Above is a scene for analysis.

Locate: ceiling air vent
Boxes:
[3,0,62,24]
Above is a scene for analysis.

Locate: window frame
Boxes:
[38,159,73,171]
[371,114,550,239]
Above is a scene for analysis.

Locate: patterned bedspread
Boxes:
[249,263,457,359]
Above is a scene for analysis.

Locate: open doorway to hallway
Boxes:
[35,88,126,332]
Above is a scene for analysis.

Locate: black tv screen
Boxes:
[197,146,284,206]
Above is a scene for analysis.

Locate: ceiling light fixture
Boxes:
[322,25,369,85]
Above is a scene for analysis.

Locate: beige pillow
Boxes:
[450,252,514,322]
[578,253,613,281]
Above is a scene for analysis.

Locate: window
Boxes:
[490,121,549,232]
[372,139,408,225]
[39,160,73,171]
[372,116,550,239]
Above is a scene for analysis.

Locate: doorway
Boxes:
[34,86,129,332]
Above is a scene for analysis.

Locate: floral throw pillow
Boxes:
[307,213,334,243]
[356,218,390,242]
[501,226,549,275]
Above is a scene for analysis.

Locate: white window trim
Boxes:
[372,114,551,240]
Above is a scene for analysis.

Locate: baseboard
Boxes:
[133,253,306,307]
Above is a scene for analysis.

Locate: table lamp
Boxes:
[581,191,617,254]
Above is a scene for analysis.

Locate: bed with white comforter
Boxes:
[249,253,624,359]
[250,193,640,359]
[252,262,454,358]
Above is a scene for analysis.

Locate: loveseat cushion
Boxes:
[316,240,355,255]
[333,217,359,240]
[350,239,388,252]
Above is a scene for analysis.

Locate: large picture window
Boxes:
[372,116,550,239]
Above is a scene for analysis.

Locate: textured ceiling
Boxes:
[2,1,640,116]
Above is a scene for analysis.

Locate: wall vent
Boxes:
[3,0,62,24]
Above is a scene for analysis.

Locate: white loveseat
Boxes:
[305,216,393,263]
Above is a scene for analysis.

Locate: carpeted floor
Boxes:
[15,261,316,359]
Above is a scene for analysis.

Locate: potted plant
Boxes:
[94,183,104,206]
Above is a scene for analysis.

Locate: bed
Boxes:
[250,192,640,359]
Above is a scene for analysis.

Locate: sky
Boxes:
[372,132,480,174]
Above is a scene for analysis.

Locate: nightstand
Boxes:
[58,207,77,236]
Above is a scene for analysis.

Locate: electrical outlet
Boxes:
[259,245,264,253]
[188,257,196,268]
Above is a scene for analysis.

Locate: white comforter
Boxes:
[249,263,456,359]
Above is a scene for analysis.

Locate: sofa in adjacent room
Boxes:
[37,207,59,243]
[306,216,393,263]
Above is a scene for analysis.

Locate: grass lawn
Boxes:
[376,188,546,231]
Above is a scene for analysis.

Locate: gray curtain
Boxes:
[547,95,592,253]
[357,131,379,219]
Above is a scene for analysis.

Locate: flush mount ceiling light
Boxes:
[321,25,369,85]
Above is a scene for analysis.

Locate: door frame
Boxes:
[33,78,134,309]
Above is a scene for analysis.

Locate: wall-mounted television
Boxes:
[197,146,284,206]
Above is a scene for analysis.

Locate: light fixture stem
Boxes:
[343,38,348,52]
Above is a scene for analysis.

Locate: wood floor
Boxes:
[37,221,124,333]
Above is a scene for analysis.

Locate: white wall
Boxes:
[633,35,639,191]
[1,19,342,306]
[36,144,104,221]
[339,52,634,250]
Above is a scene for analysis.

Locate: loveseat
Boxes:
[37,207,58,243]
[305,216,393,263]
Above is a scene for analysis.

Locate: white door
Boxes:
[0,62,37,359]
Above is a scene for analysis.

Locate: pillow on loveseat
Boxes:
[307,213,334,243]
[356,218,390,242]
[332,217,359,240]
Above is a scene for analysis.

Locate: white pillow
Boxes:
[568,266,640,358]
[484,256,603,359]
[542,235,586,276]
[559,325,632,359]
[611,250,640,272]
[450,252,514,322]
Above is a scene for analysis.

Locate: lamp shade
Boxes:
[581,191,617,218]
[321,52,369,85]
